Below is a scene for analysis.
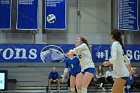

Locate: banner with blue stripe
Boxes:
[92,45,140,62]
[118,0,139,31]
[16,0,38,30]
[0,0,11,30]
[0,44,74,63]
[0,44,139,63]
[45,0,67,30]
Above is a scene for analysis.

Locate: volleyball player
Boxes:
[103,29,133,93]
[66,36,96,93]
[62,54,81,93]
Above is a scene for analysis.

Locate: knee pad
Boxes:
[76,86,81,90]
[77,89,81,93]
[71,88,75,92]
[81,87,87,93]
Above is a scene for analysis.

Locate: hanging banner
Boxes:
[0,0,11,30]
[45,0,67,30]
[92,45,140,62]
[118,0,139,31]
[16,0,38,30]
[0,44,74,63]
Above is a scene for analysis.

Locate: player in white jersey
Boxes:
[103,29,133,93]
[66,36,96,93]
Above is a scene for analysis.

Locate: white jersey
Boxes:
[109,41,130,78]
[105,71,115,78]
[70,43,95,70]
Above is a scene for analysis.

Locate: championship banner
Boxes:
[0,0,11,30]
[92,45,140,62]
[45,0,67,30]
[118,0,139,31]
[16,0,38,30]
[0,44,74,63]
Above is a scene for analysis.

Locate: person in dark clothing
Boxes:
[105,66,115,85]
[96,66,107,88]
[48,67,60,86]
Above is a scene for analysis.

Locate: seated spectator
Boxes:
[105,66,115,85]
[96,66,107,87]
[48,67,60,86]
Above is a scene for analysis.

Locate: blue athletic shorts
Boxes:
[121,77,129,81]
[71,72,80,77]
[81,68,96,75]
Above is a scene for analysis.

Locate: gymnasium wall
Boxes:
[113,0,140,45]
[0,0,139,45]
[0,0,112,44]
